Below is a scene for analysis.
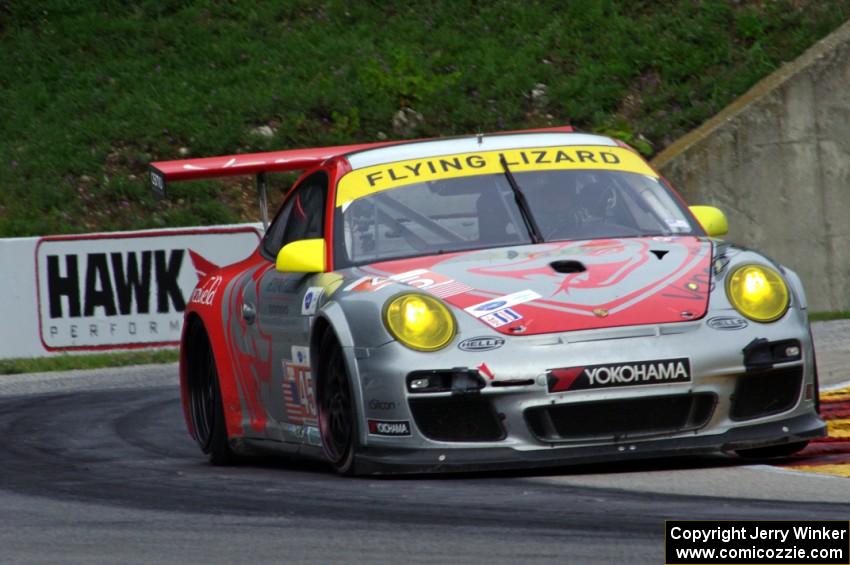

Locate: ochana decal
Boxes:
[368,420,412,436]
[336,145,657,206]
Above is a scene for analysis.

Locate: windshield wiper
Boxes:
[499,155,543,243]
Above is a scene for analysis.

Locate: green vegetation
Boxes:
[809,311,850,322]
[0,349,178,375]
[1,1,849,237]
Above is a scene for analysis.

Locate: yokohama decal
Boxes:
[368,420,411,436]
[548,358,691,393]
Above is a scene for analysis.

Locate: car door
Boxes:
[240,171,329,445]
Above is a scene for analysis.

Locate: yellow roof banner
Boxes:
[336,145,657,207]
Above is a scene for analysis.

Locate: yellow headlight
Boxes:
[384,293,455,351]
[726,264,789,322]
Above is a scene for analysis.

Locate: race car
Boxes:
[150,126,825,475]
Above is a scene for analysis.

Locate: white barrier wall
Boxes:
[0,224,262,359]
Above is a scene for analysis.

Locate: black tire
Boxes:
[735,441,809,459]
[317,330,358,475]
[187,322,237,466]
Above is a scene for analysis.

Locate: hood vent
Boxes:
[550,260,586,274]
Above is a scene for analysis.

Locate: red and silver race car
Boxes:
[150,126,824,475]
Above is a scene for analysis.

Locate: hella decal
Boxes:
[548,358,691,393]
[458,336,506,352]
[707,316,749,330]
[368,419,411,436]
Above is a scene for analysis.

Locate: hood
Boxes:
[360,237,712,336]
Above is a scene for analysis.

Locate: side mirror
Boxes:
[275,238,326,273]
[689,206,728,237]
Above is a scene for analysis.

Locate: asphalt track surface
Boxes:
[1,321,849,564]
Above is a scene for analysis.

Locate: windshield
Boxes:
[334,168,698,267]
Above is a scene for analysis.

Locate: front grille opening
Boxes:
[730,366,803,421]
[525,393,717,442]
[406,369,485,394]
[743,338,802,370]
[408,396,505,442]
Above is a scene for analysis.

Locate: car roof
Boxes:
[344,132,618,170]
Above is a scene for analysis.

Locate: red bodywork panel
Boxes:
[364,237,712,336]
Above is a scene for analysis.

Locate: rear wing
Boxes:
[147,142,400,197]
[148,126,575,226]
[149,142,395,227]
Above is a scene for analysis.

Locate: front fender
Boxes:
[782,265,808,312]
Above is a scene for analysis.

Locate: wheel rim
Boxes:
[190,346,216,450]
[321,350,353,465]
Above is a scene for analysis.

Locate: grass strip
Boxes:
[810,311,850,322]
[0,349,179,375]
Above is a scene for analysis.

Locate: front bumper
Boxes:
[345,313,825,474]
[353,412,825,475]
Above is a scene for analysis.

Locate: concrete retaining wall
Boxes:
[653,19,850,312]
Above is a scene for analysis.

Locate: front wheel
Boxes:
[735,441,809,459]
[317,330,358,475]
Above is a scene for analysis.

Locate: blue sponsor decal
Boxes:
[474,300,507,312]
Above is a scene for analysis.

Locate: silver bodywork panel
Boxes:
[217,133,824,472]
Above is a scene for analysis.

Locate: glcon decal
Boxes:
[369,399,396,410]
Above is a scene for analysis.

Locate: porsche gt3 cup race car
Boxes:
[150,126,825,475]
